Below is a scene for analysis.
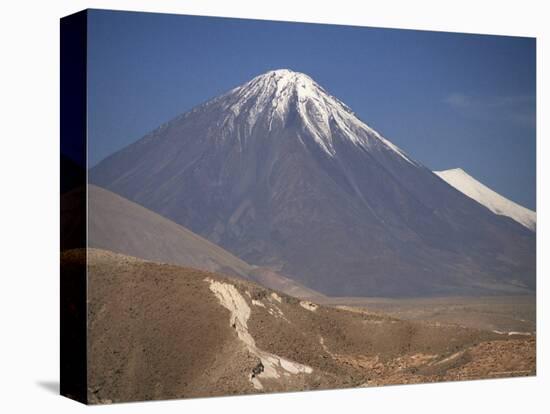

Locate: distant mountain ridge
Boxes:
[435,168,536,232]
[91,69,535,297]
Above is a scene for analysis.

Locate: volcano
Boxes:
[90,69,535,297]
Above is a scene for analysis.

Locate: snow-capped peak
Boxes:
[435,168,536,231]
[213,69,417,164]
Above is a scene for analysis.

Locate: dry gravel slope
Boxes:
[61,249,536,404]
[88,184,252,278]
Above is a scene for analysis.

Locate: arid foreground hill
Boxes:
[64,249,535,404]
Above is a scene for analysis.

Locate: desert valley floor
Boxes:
[62,249,536,404]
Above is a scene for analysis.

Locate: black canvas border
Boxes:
[60,9,88,404]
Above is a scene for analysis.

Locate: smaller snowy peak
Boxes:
[435,168,536,231]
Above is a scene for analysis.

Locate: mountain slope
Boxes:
[68,249,534,403]
[85,184,322,299]
[434,168,536,232]
[88,184,251,278]
[90,69,535,297]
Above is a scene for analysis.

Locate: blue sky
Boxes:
[88,9,536,209]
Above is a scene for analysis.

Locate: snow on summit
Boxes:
[435,168,536,231]
[214,69,416,164]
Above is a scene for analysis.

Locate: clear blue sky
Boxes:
[88,9,536,209]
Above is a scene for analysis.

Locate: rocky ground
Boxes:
[62,249,536,404]
[322,295,536,333]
